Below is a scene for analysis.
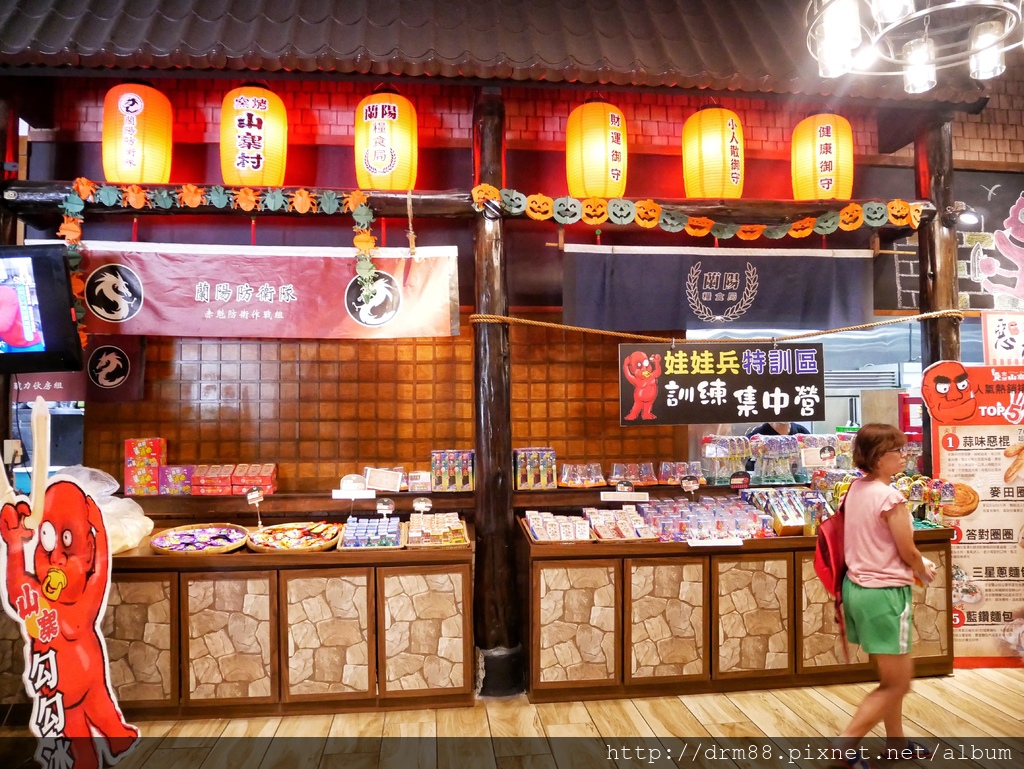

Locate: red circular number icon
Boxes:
[949,525,963,544]
[952,608,965,628]
[941,433,960,451]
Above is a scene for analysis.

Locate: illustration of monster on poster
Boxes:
[0,398,139,768]
[923,361,1024,660]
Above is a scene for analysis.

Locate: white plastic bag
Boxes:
[57,465,154,554]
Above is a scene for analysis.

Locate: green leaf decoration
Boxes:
[355,257,377,280]
[65,250,82,269]
[318,190,341,214]
[659,210,687,233]
[863,201,889,228]
[552,197,582,225]
[149,189,175,210]
[61,193,85,216]
[500,188,527,216]
[207,186,231,209]
[710,222,740,239]
[96,186,121,207]
[608,199,635,225]
[262,189,287,212]
[763,223,791,239]
[352,203,376,228]
[813,211,840,235]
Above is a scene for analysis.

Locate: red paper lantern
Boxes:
[791,113,854,200]
[566,100,628,199]
[101,84,173,184]
[220,84,288,187]
[354,89,418,190]
[682,107,744,199]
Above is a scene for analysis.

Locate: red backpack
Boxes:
[813,494,850,661]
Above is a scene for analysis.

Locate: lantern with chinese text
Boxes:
[219,84,288,187]
[565,100,628,199]
[791,112,854,200]
[682,106,744,199]
[101,83,173,184]
[354,88,418,190]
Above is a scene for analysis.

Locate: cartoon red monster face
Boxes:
[625,351,656,379]
[33,481,98,604]
[921,360,977,423]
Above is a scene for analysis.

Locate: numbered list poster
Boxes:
[925,362,1024,660]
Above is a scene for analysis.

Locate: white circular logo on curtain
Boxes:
[88,345,130,389]
[345,272,401,327]
[85,264,144,322]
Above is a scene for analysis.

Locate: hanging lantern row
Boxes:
[101,83,419,191]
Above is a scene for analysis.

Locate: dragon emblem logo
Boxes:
[345,272,401,327]
[85,265,143,323]
[88,345,130,389]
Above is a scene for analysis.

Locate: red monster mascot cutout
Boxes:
[921,360,978,423]
[623,350,662,420]
[0,398,138,769]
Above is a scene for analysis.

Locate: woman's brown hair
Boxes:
[852,422,907,473]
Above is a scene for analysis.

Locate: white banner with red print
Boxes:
[34,241,460,340]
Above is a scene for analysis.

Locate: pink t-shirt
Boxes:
[843,477,914,588]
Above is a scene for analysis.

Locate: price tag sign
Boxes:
[247,488,264,505]
[376,497,396,515]
[616,481,635,492]
[681,475,700,493]
[413,497,433,513]
[730,471,751,490]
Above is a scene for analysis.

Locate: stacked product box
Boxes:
[430,450,474,492]
[124,438,166,496]
[191,464,235,496]
[231,463,278,495]
[513,447,558,490]
[158,466,194,495]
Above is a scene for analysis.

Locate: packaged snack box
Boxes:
[192,465,236,486]
[231,463,278,486]
[158,465,194,495]
[125,464,159,495]
[125,438,166,467]
[231,483,278,496]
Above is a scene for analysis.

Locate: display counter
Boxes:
[0,527,475,718]
[516,521,952,702]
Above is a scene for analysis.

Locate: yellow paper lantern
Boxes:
[219,84,288,187]
[354,89,418,190]
[565,100,628,199]
[682,106,744,199]
[101,83,173,184]
[791,113,854,200]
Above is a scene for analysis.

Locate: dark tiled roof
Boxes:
[0,0,985,104]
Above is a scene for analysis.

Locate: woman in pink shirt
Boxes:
[837,423,937,767]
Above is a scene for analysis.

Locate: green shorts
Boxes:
[842,578,913,655]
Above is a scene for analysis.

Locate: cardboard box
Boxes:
[231,463,278,486]
[192,465,236,486]
[191,484,233,496]
[125,464,159,495]
[159,465,194,495]
[231,483,278,496]
[125,438,166,467]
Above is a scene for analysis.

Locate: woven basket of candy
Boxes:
[246,521,342,553]
[150,523,249,555]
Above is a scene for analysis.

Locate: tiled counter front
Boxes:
[521,526,953,702]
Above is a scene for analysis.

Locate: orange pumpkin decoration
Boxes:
[685,216,714,237]
[909,202,923,229]
[178,183,205,208]
[353,228,377,254]
[736,223,765,241]
[344,190,369,212]
[838,203,863,231]
[582,197,608,225]
[123,184,147,209]
[57,215,82,244]
[526,194,554,221]
[291,188,315,214]
[789,217,817,238]
[235,187,259,212]
[79,329,90,349]
[70,272,86,298]
[887,198,910,226]
[72,177,97,201]
[472,184,501,207]
[635,199,662,229]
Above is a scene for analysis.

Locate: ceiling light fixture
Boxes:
[806,0,1023,93]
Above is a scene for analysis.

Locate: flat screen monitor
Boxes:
[0,245,83,374]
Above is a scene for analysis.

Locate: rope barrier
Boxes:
[468,309,964,345]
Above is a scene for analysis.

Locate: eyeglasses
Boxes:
[886,446,910,457]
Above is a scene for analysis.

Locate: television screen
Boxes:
[0,245,83,374]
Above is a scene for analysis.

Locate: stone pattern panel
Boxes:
[102,578,174,702]
[913,547,949,660]
[800,556,869,668]
[538,565,616,683]
[187,576,272,700]
[286,573,370,695]
[630,562,704,678]
[383,570,465,691]
[0,611,27,704]
[717,558,789,673]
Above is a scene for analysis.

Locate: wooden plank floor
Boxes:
[0,669,1021,768]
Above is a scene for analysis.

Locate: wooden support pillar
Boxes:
[915,117,960,473]
[471,87,522,694]
[0,98,15,446]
